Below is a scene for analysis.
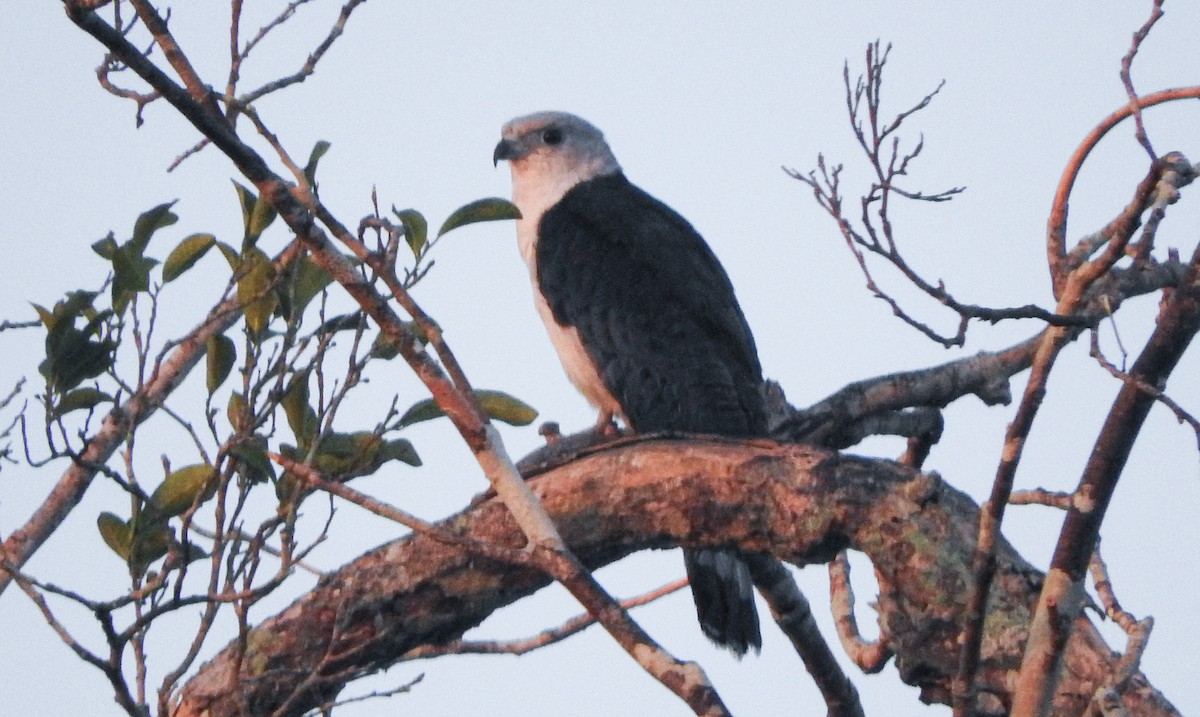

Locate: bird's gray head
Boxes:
[493,111,621,186]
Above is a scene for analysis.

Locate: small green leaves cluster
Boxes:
[27,142,538,575]
[33,291,117,400]
[96,462,216,574]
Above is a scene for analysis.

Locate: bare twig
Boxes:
[1092,326,1200,450]
[239,0,367,104]
[1088,543,1139,634]
[1120,0,1165,162]
[403,579,689,659]
[1009,488,1072,510]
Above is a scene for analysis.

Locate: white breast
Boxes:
[511,168,624,421]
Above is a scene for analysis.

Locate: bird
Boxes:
[493,111,766,656]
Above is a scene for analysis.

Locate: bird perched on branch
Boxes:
[493,111,766,656]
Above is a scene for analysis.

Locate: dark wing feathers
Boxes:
[535,171,766,656]
[536,172,766,437]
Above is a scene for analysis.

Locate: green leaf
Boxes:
[478,390,538,426]
[91,233,118,260]
[312,431,377,476]
[52,387,113,417]
[315,312,364,336]
[150,464,217,517]
[216,241,241,270]
[230,435,275,484]
[281,373,318,447]
[370,331,402,360]
[370,321,426,360]
[287,255,333,319]
[97,511,171,572]
[35,291,100,333]
[36,295,114,393]
[40,326,117,394]
[437,198,520,238]
[177,541,209,564]
[163,233,216,282]
[206,334,237,393]
[97,512,133,562]
[246,193,277,247]
[129,518,170,571]
[130,201,179,254]
[392,208,428,257]
[311,432,421,477]
[227,392,251,433]
[31,303,54,331]
[236,247,279,334]
[398,397,445,426]
[232,181,257,239]
[398,389,537,427]
[304,140,332,187]
[381,437,421,467]
[111,246,159,315]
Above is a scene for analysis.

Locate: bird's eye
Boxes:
[542,127,564,145]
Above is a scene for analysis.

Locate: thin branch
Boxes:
[1120,0,1165,162]
[1088,542,1139,634]
[1091,325,1200,451]
[239,0,367,104]
[1046,86,1200,293]
[402,579,689,659]
[275,452,535,568]
[827,551,892,673]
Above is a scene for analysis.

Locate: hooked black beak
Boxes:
[493,138,518,166]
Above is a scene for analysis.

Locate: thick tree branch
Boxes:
[175,440,1180,717]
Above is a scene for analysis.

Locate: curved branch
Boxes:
[175,440,1180,717]
[1046,85,1200,292]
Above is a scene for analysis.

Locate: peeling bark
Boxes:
[175,440,1179,717]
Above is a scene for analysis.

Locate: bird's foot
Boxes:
[538,421,562,444]
[593,411,619,436]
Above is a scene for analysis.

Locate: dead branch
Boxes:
[1011,239,1200,717]
[401,579,689,659]
[747,554,866,717]
[828,551,892,673]
[172,439,1180,717]
[955,156,1194,716]
[1120,0,1165,162]
[1046,86,1200,293]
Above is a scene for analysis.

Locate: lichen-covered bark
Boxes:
[175,440,1179,717]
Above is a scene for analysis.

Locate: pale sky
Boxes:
[2,3,1198,716]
